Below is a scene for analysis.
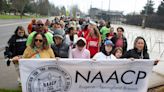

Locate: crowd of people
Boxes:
[4,16,158,85]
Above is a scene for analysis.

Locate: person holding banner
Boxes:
[122,36,159,65]
[22,32,55,58]
[93,39,116,59]
[12,32,54,86]
[70,37,90,59]
[122,36,149,59]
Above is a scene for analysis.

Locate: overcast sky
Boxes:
[49,0,162,14]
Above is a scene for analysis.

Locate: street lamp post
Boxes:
[108,0,110,12]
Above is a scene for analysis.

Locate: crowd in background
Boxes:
[4,15,152,65]
[4,16,155,85]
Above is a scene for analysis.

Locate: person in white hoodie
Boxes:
[93,39,116,60]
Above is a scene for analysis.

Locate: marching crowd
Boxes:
[4,16,158,85]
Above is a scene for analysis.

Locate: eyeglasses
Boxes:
[37,24,44,26]
[35,39,43,42]
[18,32,24,34]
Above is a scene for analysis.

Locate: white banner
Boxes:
[19,59,154,92]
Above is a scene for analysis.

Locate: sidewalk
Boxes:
[0,54,19,89]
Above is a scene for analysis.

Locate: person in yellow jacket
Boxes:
[12,32,55,86]
[23,32,55,58]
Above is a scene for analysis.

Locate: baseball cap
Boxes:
[104,39,114,46]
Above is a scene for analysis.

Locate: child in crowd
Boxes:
[70,37,90,59]
[113,47,123,59]
[93,39,116,60]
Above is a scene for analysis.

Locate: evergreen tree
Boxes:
[60,6,66,16]
[157,0,164,16]
[141,0,154,15]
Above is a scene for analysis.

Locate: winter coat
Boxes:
[51,42,69,58]
[70,47,90,59]
[111,35,127,54]
[7,35,27,58]
[93,46,116,60]
[93,52,116,60]
[22,46,55,58]
[122,48,149,59]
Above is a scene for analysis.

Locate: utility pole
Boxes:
[101,0,103,11]
[142,0,149,29]
[133,0,137,15]
[70,0,73,17]
[45,0,50,17]
[35,0,39,17]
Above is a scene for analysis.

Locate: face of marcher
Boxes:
[105,45,113,53]
[36,22,44,32]
[54,37,62,45]
[73,29,78,34]
[17,29,25,37]
[70,30,74,35]
[45,20,50,26]
[32,19,36,24]
[90,28,94,35]
[53,24,61,29]
[117,29,123,37]
[77,46,84,51]
[110,27,114,32]
[34,34,43,48]
[115,50,123,58]
[88,24,93,30]
[135,39,145,51]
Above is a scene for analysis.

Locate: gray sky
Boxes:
[49,0,162,14]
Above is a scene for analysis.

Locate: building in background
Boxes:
[89,8,124,24]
